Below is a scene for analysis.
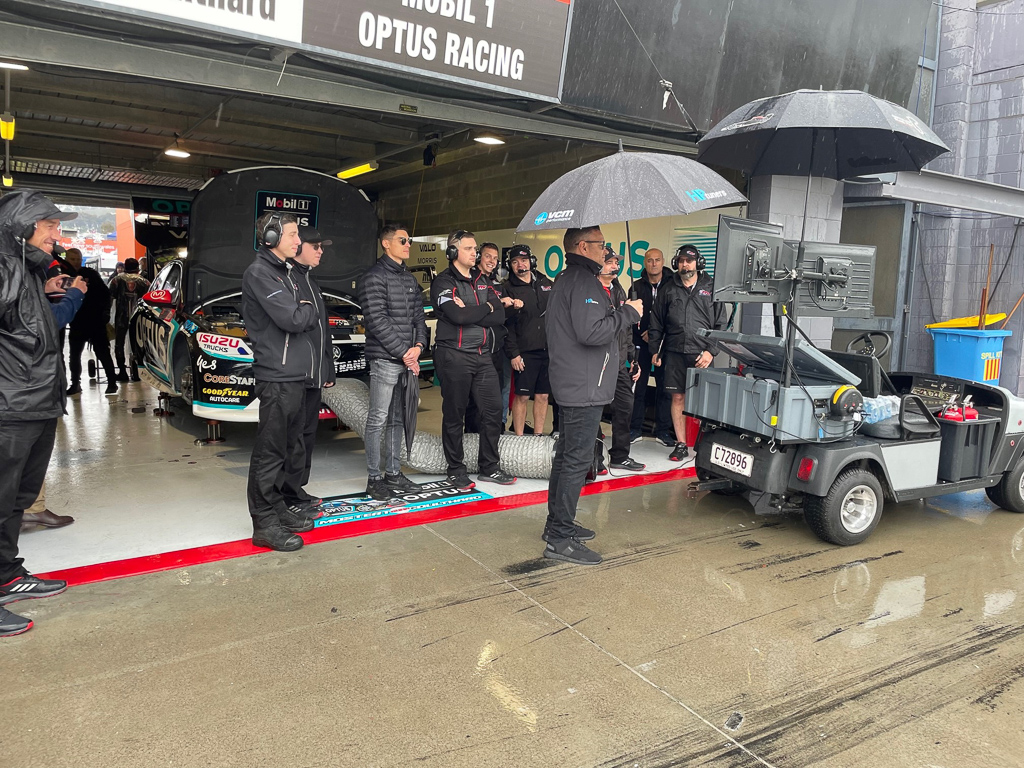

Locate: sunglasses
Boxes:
[397,237,413,245]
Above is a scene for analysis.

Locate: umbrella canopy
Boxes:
[402,368,419,455]
[516,151,746,232]
[696,89,949,179]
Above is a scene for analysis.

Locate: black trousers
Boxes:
[630,345,672,438]
[0,418,57,583]
[465,350,504,434]
[281,387,322,505]
[609,366,636,464]
[545,405,603,541]
[246,381,308,531]
[435,345,501,475]
[69,327,116,384]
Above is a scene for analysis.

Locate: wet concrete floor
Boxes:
[6,475,1024,767]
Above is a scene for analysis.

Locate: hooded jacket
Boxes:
[648,271,726,357]
[241,247,319,383]
[358,254,428,364]
[292,261,337,389]
[502,269,553,358]
[546,252,640,408]
[430,263,505,355]
[0,191,85,421]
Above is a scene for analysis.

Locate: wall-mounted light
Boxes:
[337,161,378,180]
[0,62,28,71]
[473,133,505,146]
[0,112,14,141]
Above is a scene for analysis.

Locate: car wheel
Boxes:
[696,467,746,495]
[986,483,1007,509]
[176,358,193,405]
[993,455,1024,513]
[804,468,884,546]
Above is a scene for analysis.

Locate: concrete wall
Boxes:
[908,0,1024,391]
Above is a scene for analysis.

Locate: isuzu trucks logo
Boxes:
[197,333,252,359]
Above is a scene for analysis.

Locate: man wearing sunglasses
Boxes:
[358,224,428,501]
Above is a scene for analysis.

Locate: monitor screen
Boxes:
[712,216,792,304]
[783,241,876,318]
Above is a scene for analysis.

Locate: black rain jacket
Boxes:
[292,262,337,389]
[502,269,554,358]
[430,264,505,355]
[629,267,672,347]
[648,271,726,357]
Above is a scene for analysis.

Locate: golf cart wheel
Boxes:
[991,455,1024,514]
[696,467,746,496]
[804,468,883,546]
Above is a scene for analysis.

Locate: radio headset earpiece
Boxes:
[446,230,467,262]
[262,213,283,249]
[672,244,705,272]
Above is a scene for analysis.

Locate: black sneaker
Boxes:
[105,381,119,396]
[611,457,646,472]
[385,472,421,493]
[447,472,475,491]
[657,434,676,447]
[287,502,322,521]
[66,382,82,397]
[477,469,516,486]
[0,574,68,605]
[630,432,643,444]
[0,607,32,637]
[669,443,689,462]
[542,524,595,543]
[278,509,314,533]
[366,476,393,501]
[252,527,303,552]
[543,537,603,565]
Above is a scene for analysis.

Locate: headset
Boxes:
[446,229,467,261]
[672,243,705,272]
[506,243,536,274]
[261,213,283,249]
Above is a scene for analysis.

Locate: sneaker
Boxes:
[447,472,476,491]
[669,443,689,462]
[611,457,646,472]
[630,431,642,444]
[278,508,314,533]
[366,476,393,501]
[0,607,32,637]
[66,382,82,397]
[105,381,119,396]
[657,434,676,447]
[543,537,603,565]
[542,524,595,543]
[385,472,421,493]
[477,469,516,486]
[0,574,68,606]
[252,527,303,552]
[115,370,130,383]
[287,502,322,521]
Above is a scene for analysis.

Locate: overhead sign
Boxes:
[68,0,571,100]
[132,195,191,253]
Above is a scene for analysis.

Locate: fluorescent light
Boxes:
[0,62,28,71]
[473,134,505,146]
[164,148,191,159]
[337,161,378,180]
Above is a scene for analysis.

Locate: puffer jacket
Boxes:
[430,263,505,355]
[648,271,726,357]
[292,262,337,389]
[502,269,554,358]
[357,254,427,363]
[241,247,319,382]
[0,191,84,421]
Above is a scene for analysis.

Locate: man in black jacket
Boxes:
[649,244,726,462]
[430,230,516,491]
[64,248,118,397]
[280,226,337,514]
[543,227,643,565]
[109,258,150,381]
[503,244,553,436]
[0,189,86,638]
[629,248,673,444]
[357,223,428,500]
[241,212,320,552]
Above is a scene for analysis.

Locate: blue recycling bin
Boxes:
[927,328,1011,384]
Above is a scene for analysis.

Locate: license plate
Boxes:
[710,443,754,477]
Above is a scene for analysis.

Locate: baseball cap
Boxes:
[299,226,332,246]
[603,246,620,262]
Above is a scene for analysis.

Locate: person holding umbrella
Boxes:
[649,244,726,462]
[358,224,428,501]
[542,227,643,565]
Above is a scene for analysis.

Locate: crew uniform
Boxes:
[430,262,506,482]
[465,263,508,434]
[503,266,554,401]
[648,270,726,392]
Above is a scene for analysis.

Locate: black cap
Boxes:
[299,226,332,246]
[508,244,532,261]
[603,246,620,262]
[676,244,700,260]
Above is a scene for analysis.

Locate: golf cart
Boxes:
[686,218,1024,546]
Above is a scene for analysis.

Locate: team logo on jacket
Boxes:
[699,289,711,296]
[585,298,597,304]
[540,285,551,291]
[437,288,453,305]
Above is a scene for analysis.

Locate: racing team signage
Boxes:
[66,0,571,101]
[253,190,319,250]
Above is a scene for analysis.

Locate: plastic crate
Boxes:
[927,329,1011,384]
[937,417,999,482]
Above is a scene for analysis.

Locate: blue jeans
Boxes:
[365,359,405,478]
[545,405,603,541]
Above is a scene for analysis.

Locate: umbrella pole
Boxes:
[625,219,634,287]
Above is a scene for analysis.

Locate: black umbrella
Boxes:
[516,150,746,233]
[402,368,419,456]
[696,89,949,180]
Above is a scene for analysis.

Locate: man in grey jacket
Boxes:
[241,212,320,552]
[543,226,643,565]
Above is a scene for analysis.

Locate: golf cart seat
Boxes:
[861,394,941,440]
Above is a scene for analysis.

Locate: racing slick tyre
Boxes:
[175,357,194,405]
[696,467,746,496]
[989,455,1024,514]
[804,468,884,546]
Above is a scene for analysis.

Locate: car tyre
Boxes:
[804,467,883,546]
[991,455,1024,513]
[176,357,194,405]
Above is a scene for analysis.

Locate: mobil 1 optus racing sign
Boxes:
[64,0,571,101]
[253,190,319,250]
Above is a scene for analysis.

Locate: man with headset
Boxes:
[430,230,516,491]
[242,212,321,552]
[648,244,726,462]
[502,243,553,436]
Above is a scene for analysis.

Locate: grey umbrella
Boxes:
[516,150,746,232]
[402,368,419,456]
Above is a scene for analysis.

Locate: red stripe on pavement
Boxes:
[39,467,695,587]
